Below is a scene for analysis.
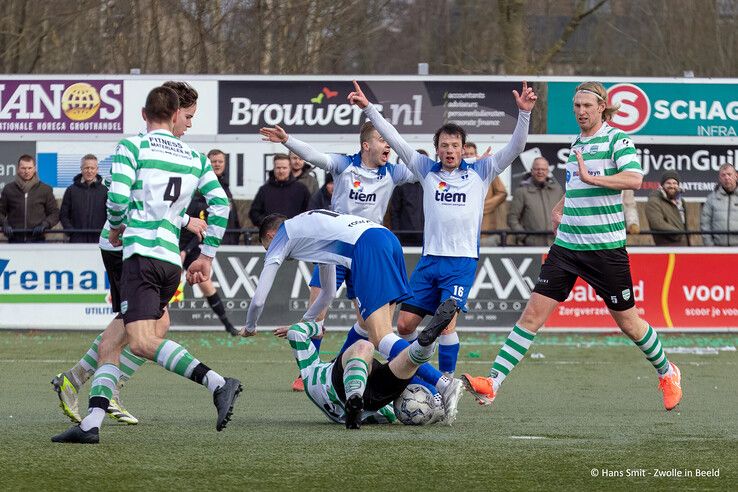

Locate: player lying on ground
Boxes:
[347,80,537,379]
[274,299,457,429]
[239,211,464,425]
[51,86,242,444]
[51,81,215,426]
[461,81,682,411]
[260,121,417,391]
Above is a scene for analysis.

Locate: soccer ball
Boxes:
[393,384,443,425]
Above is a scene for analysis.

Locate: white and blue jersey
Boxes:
[362,103,531,314]
[245,211,411,330]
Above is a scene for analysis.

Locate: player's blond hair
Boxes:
[574,81,619,122]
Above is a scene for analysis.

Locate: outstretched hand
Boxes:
[347,80,369,109]
[513,81,538,112]
[273,326,290,338]
[259,125,288,144]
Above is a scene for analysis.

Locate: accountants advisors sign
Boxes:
[0,79,123,133]
[218,80,521,134]
[547,82,738,137]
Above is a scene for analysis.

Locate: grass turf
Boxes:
[0,330,736,491]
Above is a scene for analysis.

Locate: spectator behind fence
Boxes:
[464,142,507,245]
[249,153,310,227]
[289,150,319,195]
[308,173,334,211]
[645,170,688,246]
[507,157,563,246]
[59,154,107,243]
[0,154,59,243]
[389,149,426,246]
[701,163,738,246]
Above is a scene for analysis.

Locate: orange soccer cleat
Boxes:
[658,362,682,411]
[461,374,496,406]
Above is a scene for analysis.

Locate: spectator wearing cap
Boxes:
[308,173,334,211]
[701,163,738,246]
[645,170,689,246]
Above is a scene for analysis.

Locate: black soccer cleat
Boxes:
[51,425,99,444]
[213,377,243,431]
[344,394,364,430]
[223,319,239,337]
[417,298,458,347]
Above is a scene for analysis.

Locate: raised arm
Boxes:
[260,125,332,170]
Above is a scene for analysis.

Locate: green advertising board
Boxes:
[547,82,738,136]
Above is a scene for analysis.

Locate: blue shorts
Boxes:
[402,255,477,316]
[351,228,412,320]
[308,264,354,299]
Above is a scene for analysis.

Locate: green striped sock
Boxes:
[343,357,369,400]
[78,334,102,374]
[490,325,536,389]
[154,340,199,378]
[635,325,670,375]
[81,363,122,431]
[119,346,147,381]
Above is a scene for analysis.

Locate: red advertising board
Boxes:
[546,250,738,330]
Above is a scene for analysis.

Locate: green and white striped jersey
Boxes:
[554,123,642,251]
[288,322,396,425]
[106,129,229,265]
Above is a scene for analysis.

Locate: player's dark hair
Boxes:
[434,123,466,149]
[144,86,180,123]
[17,154,35,165]
[163,81,199,109]
[259,213,287,243]
[359,121,377,145]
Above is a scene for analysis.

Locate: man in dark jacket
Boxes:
[249,153,310,227]
[0,154,59,243]
[507,157,564,246]
[290,151,319,195]
[308,173,334,211]
[646,170,689,246]
[60,154,107,243]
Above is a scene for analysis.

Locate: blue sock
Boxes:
[311,337,322,353]
[409,375,439,396]
[438,333,460,374]
[378,334,443,387]
[338,322,368,355]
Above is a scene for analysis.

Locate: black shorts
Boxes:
[331,356,411,412]
[100,249,123,313]
[120,254,181,324]
[532,244,636,311]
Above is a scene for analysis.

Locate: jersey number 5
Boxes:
[164,177,182,203]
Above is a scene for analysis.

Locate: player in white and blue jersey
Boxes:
[348,80,538,377]
[239,211,465,425]
[259,121,418,389]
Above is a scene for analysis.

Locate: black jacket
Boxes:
[180,173,242,250]
[60,174,108,243]
[0,175,59,243]
[249,173,310,227]
[308,184,333,211]
[389,182,424,246]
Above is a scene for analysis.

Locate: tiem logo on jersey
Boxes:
[608,83,651,134]
[434,181,467,204]
[348,178,376,203]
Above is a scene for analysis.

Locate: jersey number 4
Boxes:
[164,177,182,203]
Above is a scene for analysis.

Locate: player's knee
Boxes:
[346,339,374,360]
[397,316,417,336]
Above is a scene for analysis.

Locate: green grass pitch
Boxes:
[0,330,736,491]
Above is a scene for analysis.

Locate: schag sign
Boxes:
[510,141,737,199]
[218,80,521,134]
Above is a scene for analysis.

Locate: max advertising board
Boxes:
[0,80,123,133]
[2,245,734,331]
[218,80,522,135]
[511,141,737,199]
[547,81,738,137]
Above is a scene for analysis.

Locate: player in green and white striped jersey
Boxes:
[53,86,242,444]
[463,82,682,412]
[274,298,457,429]
[51,82,208,426]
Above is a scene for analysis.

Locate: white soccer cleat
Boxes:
[439,378,463,426]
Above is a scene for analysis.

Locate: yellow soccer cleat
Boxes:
[658,362,682,411]
[106,382,139,425]
[51,372,81,423]
[461,374,496,406]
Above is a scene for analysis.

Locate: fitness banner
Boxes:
[1,245,735,330]
[512,141,737,199]
[218,80,521,134]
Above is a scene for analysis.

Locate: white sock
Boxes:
[408,340,435,365]
[378,333,403,360]
[435,375,452,392]
[80,408,105,431]
[203,370,226,394]
[399,330,417,343]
